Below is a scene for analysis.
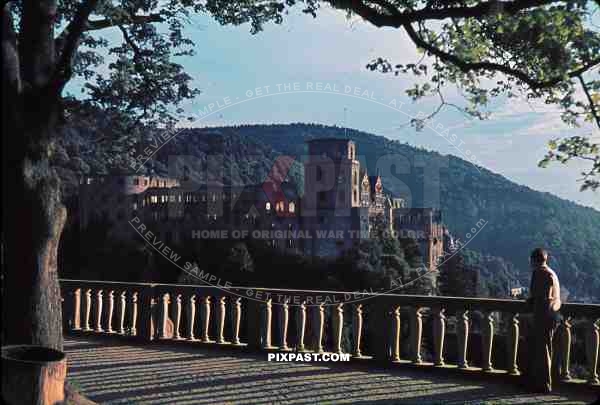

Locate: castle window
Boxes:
[201,194,206,202]
[276,201,284,212]
[133,178,139,186]
[144,179,148,186]
[212,193,216,202]
[132,202,138,210]
[265,202,271,211]
[86,178,93,185]
[169,195,176,202]
[289,201,295,213]
[151,195,158,204]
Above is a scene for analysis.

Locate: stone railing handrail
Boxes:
[58,279,600,386]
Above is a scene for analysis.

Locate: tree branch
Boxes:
[349,0,563,27]
[52,0,100,92]
[577,75,600,129]
[402,22,600,90]
[84,13,164,32]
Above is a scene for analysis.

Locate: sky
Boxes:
[81,4,600,210]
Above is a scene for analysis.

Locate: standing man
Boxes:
[527,247,562,393]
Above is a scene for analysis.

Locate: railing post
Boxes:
[433,306,446,366]
[159,293,171,339]
[83,289,92,331]
[507,313,520,375]
[261,298,275,349]
[481,311,495,372]
[410,307,423,364]
[559,316,572,381]
[332,303,344,354]
[586,319,600,386]
[231,297,242,346]
[201,296,213,343]
[279,299,290,351]
[312,303,325,353]
[118,291,127,335]
[457,310,469,369]
[296,301,307,352]
[391,306,401,362]
[106,290,115,334]
[129,292,138,336]
[187,294,197,341]
[94,290,104,332]
[353,304,363,358]
[72,288,81,331]
[217,296,227,344]
[173,294,183,340]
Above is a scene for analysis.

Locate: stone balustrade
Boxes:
[59,279,600,386]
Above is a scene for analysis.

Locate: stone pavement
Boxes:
[64,337,599,405]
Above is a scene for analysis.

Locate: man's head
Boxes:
[530,247,548,268]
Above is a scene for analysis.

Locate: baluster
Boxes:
[72,288,81,330]
[353,304,363,358]
[129,292,138,336]
[457,310,469,369]
[118,291,126,334]
[391,306,401,362]
[410,307,423,364]
[313,303,325,353]
[217,296,227,344]
[173,294,183,340]
[559,316,572,381]
[187,295,197,341]
[507,313,520,375]
[94,290,104,332]
[433,307,446,366]
[231,297,242,345]
[201,296,213,343]
[279,299,290,350]
[332,303,344,354]
[263,298,275,349]
[586,319,599,385]
[159,293,171,339]
[297,301,307,352]
[106,290,115,333]
[482,311,495,372]
[83,289,92,331]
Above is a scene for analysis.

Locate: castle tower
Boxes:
[303,139,361,215]
[302,139,366,256]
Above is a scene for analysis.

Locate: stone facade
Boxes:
[79,139,445,269]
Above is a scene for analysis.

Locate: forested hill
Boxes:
[174,123,600,302]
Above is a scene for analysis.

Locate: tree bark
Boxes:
[2,114,67,351]
[2,0,66,352]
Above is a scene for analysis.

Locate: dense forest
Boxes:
[56,122,600,302]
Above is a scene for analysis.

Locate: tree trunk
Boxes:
[2,0,67,351]
[2,99,66,352]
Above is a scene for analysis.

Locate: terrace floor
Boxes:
[65,336,599,405]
